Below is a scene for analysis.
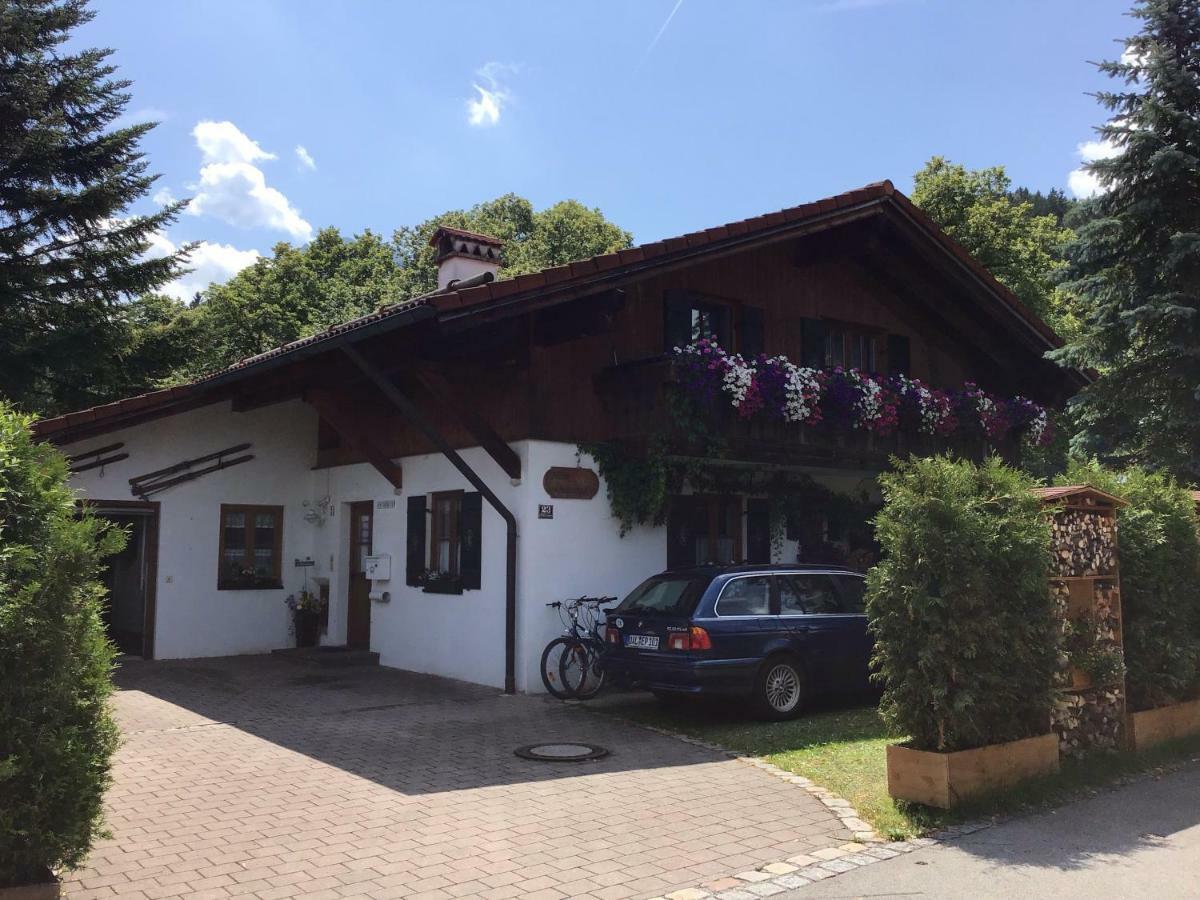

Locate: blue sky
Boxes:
[84,0,1135,300]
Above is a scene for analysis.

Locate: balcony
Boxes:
[594,355,1017,472]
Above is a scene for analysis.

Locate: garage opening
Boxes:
[94,503,158,658]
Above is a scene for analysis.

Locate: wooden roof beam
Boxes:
[303,388,403,491]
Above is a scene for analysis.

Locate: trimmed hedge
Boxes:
[1060,462,1200,711]
[0,404,123,887]
[866,456,1057,752]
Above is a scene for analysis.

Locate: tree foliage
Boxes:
[866,455,1057,752]
[0,0,189,415]
[392,194,632,298]
[1051,1,1200,479]
[0,403,122,886]
[176,228,402,379]
[911,157,1075,336]
[1060,460,1200,710]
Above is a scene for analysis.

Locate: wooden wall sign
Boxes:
[542,466,599,500]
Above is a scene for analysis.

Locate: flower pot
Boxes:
[1126,699,1200,752]
[886,732,1060,809]
[294,610,321,648]
[0,870,60,899]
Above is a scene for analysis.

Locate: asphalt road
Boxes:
[783,761,1200,899]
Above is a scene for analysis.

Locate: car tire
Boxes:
[753,655,806,720]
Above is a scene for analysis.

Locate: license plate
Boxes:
[624,634,659,650]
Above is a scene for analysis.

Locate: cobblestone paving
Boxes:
[63,656,848,900]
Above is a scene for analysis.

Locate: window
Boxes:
[825,327,878,371]
[667,495,743,569]
[665,292,732,349]
[406,491,484,591]
[715,575,773,617]
[834,574,867,613]
[218,504,283,590]
[430,491,462,577]
[780,574,842,615]
[616,576,706,616]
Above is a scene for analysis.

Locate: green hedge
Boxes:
[1060,462,1200,711]
[866,456,1057,752]
[0,404,123,887]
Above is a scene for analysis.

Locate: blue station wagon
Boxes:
[603,564,872,719]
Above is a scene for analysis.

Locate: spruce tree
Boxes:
[0,0,189,415]
[1053,0,1200,477]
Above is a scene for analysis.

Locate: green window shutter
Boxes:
[801,317,826,368]
[887,334,911,376]
[460,492,483,590]
[406,495,427,586]
[740,306,765,358]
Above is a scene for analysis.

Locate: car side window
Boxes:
[781,574,841,615]
[716,575,772,616]
[834,574,867,614]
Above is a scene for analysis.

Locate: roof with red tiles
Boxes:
[429,224,504,247]
[34,180,1073,442]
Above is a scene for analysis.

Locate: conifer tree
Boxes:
[1053,1,1200,477]
[0,0,189,414]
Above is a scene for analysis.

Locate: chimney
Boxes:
[429,225,503,290]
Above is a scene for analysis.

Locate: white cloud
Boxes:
[185,120,312,242]
[145,231,261,302]
[467,62,515,127]
[295,145,316,171]
[152,186,177,206]
[1067,138,1121,199]
[192,120,276,165]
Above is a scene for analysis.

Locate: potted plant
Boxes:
[868,457,1061,809]
[285,589,325,647]
[416,569,463,595]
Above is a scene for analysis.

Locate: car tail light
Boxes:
[605,626,620,645]
[667,626,712,651]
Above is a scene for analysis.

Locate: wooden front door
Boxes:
[347,501,373,650]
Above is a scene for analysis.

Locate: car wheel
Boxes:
[754,656,806,720]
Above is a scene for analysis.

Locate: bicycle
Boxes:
[540,596,617,700]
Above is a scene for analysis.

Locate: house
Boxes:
[36,181,1083,693]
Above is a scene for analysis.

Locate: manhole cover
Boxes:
[514,742,609,762]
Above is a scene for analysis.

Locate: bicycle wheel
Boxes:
[558,638,607,700]
[540,637,579,699]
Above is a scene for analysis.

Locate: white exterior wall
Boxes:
[71,400,860,691]
[64,399,320,659]
[513,442,667,693]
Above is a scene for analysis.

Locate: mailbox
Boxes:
[363,554,391,581]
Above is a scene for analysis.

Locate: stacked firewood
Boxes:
[1053,688,1124,756]
[1049,508,1118,577]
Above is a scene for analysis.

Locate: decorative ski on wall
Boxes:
[129,443,254,499]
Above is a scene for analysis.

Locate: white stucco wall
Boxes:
[514,441,667,693]
[65,402,800,691]
[64,399,320,659]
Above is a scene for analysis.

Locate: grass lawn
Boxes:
[587,691,1200,840]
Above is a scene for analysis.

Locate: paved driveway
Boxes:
[65,656,848,900]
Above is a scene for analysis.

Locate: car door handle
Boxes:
[789,624,811,633]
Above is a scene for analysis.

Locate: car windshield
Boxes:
[616,576,705,616]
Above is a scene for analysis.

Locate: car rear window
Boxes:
[616,576,706,617]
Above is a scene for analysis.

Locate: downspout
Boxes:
[340,343,519,695]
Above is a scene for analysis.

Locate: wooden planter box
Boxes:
[886,733,1060,809]
[1127,699,1200,752]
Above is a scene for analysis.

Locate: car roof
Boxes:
[659,563,862,577]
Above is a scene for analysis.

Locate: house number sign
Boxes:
[538,504,554,519]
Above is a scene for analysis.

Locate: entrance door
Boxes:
[96,508,156,657]
[667,495,743,568]
[347,501,373,650]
